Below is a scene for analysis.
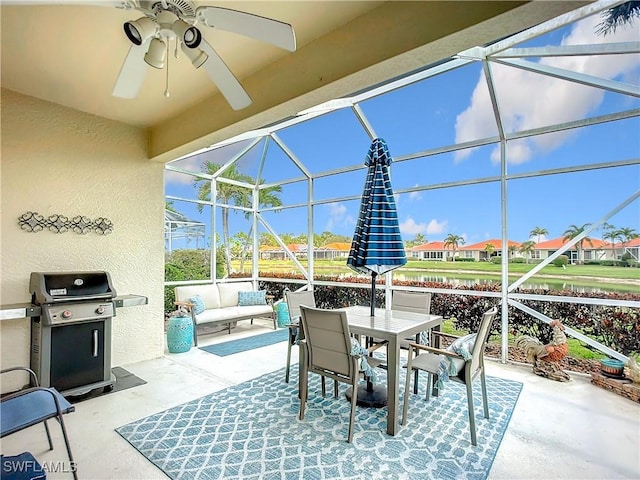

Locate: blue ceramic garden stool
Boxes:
[167,316,194,353]
[277,302,290,328]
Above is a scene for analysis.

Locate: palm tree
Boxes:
[597,1,640,35]
[530,226,548,244]
[194,161,281,276]
[562,223,593,264]
[519,240,536,264]
[484,243,495,261]
[443,234,465,261]
[616,227,639,258]
[237,181,283,271]
[405,233,427,249]
[602,223,622,259]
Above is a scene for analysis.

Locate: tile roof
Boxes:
[317,242,351,251]
[409,241,453,251]
[460,239,521,250]
[535,237,610,249]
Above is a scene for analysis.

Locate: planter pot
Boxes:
[277,302,290,328]
[167,316,194,353]
[600,358,624,378]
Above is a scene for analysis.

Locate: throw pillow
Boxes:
[450,333,477,361]
[238,290,267,306]
[189,295,206,315]
[437,333,477,390]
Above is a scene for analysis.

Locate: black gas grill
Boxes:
[30,271,118,396]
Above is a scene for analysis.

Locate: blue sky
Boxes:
[166,13,639,249]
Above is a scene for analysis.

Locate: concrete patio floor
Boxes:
[2,318,639,479]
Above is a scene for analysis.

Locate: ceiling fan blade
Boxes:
[112,40,149,99]
[0,1,129,6]
[196,6,296,52]
[199,39,252,110]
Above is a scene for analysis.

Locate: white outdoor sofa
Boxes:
[174,282,276,346]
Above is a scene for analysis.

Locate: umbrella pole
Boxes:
[370,272,377,317]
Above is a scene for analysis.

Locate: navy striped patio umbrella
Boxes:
[347,138,406,316]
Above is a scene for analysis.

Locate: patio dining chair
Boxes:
[284,290,316,383]
[401,306,498,446]
[391,291,432,393]
[298,305,384,443]
[1,367,78,480]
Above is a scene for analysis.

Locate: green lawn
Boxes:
[253,259,639,281]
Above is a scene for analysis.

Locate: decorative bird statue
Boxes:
[516,319,570,382]
[626,357,640,384]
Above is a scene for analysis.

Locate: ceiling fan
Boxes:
[111,0,297,110]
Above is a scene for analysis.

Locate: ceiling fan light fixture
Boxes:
[123,17,158,46]
[172,19,202,49]
[181,43,208,68]
[144,38,167,69]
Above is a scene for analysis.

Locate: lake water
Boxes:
[390,272,636,293]
[256,266,637,293]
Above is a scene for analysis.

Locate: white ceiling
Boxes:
[1,1,589,162]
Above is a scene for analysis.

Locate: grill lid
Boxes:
[30,271,117,305]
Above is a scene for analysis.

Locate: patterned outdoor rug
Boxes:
[199,329,289,357]
[116,367,522,480]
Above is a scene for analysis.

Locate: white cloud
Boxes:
[455,15,639,164]
[400,217,447,236]
[325,202,355,231]
[426,218,447,235]
[400,217,427,236]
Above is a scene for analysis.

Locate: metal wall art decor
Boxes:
[18,211,114,235]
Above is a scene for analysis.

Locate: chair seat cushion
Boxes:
[0,452,46,480]
[1,388,74,437]
[411,351,464,373]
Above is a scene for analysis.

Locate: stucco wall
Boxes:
[0,89,165,383]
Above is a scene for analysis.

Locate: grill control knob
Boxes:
[96,305,105,315]
[61,310,72,319]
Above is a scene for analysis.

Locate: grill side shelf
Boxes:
[114,295,148,308]
[0,303,41,321]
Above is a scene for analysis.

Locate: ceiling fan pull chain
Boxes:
[164,39,171,98]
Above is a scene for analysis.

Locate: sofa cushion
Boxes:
[238,290,267,306]
[175,285,221,310]
[194,304,273,325]
[218,282,253,308]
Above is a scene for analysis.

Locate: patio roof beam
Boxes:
[211,136,263,181]
[492,57,640,97]
[351,104,377,140]
[506,158,640,182]
[258,213,309,280]
[510,293,640,309]
[271,133,312,179]
[165,195,212,208]
[505,108,640,142]
[492,42,640,59]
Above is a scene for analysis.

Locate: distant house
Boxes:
[409,241,453,261]
[259,243,308,260]
[618,237,640,261]
[534,237,611,263]
[315,242,351,259]
[459,239,522,262]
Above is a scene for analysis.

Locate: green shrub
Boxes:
[454,257,475,262]
[553,255,569,267]
[510,257,525,263]
[490,256,501,264]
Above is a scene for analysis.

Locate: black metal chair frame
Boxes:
[1,367,77,480]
